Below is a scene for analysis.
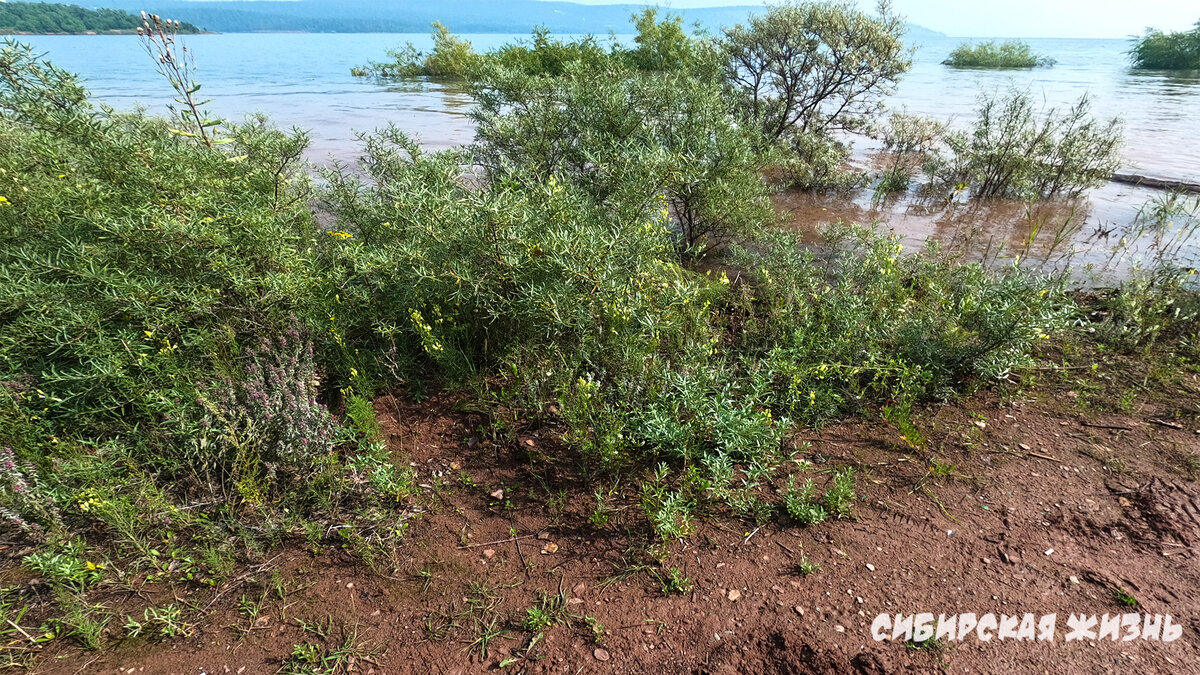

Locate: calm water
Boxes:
[15,32,1200,279]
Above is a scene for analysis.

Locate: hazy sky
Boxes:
[549,0,1199,38]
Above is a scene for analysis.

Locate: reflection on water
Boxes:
[777,181,1200,285]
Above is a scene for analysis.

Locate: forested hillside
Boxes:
[0,2,201,34]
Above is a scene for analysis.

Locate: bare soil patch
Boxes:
[14,383,1200,674]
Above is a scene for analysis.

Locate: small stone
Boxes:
[1069,576,1080,584]
[794,606,805,616]
[1118,497,1132,507]
[593,648,610,661]
[727,589,741,601]
[835,625,845,633]
[1018,443,1032,451]
[537,532,551,540]
[974,420,987,429]
[1044,548,1054,556]
[490,488,505,500]
[865,564,875,572]
[483,549,495,559]
[524,439,536,447]
[541,542,559,555]
[856,596,863,604]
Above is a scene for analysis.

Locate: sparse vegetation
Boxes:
[925,89,1124,200]
[943,40,1056,69]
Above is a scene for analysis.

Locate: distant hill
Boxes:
[0,1,201,34]
[66,0,941,37]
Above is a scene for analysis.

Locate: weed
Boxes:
[585,615,605,644]
[654,567,694,595]
[520,590,568,632]
[783,477,828,526]
[794,556,821,577]
[123,604,189,639]
[23,540,104,593]
[824,468,857,520]
[465,612,508,660]
[1115,588,1139,608]
[929,457,956,478]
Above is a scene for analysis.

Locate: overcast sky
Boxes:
[549,0,1199,38]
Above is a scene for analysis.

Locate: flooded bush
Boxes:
[942,40,1056,69]
[872,112,947,194]
[926,89,1123,200]
[356,11,714,81]
[721,1,910,188]
[1129,20,1200,70]
[355,21,479,79]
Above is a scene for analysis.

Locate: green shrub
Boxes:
[356,21,479,79]
[730,227,1073,427]
[1093,266,1200,354]
[783,477,828,526]
[943,40,1056,69]
[1130,20,1200,70]
[470,62,773,260]
[925,89,1123,199]
[824,468,856,519]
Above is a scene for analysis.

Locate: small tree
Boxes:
[721,0,911,147]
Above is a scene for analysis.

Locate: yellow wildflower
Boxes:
[0,196,10,207]
[327,230,354,239]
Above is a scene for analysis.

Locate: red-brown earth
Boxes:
[7,369,1200,674]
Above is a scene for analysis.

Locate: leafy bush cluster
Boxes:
[358,3,911,193]
[353,10,713,81]
[1129,20,1200,70]
[925,90,1123,199]
[0,37,408,563]
[942,40,1056,69]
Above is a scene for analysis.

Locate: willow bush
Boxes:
[924,89,1124,200]
[942,40,1056,69]
[1129,20,1200,70]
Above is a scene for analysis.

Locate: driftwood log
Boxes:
[1111,173,1200,194]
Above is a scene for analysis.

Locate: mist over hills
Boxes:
[73,0,945,37]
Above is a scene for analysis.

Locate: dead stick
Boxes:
[457,534,536,549]
[1080,422,1134,431]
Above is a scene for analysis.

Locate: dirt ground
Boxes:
[15,373,1200,674]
